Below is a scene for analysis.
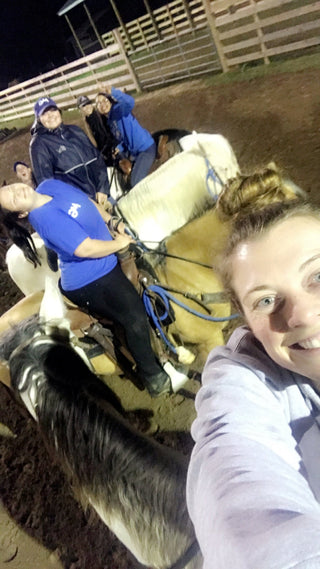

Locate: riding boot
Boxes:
[143,369,172,398]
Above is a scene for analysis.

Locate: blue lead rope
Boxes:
[142,285,178,354]
[204,156,222,201]
[142,284,240,355]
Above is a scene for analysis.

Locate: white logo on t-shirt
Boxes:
[68,203,81,218]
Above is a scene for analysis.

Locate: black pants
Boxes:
[61,264,162,381]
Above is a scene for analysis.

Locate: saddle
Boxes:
[117,133,184,181]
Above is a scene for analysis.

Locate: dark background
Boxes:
[0,0,168,90]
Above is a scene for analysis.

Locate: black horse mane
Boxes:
[0,317,201,566]
[5,325,191,534]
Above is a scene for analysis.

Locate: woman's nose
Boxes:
[285,294,320,328]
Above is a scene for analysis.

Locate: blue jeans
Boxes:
[131,142,156,187]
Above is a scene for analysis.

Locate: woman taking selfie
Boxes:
[187,168,320,568]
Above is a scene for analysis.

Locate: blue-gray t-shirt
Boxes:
[29,178,117,291]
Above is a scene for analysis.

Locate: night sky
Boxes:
[0,0,169,90]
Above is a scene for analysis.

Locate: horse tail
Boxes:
[216,163,302,222]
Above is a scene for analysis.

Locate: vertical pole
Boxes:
[142,0,162,40]
[113,29,142,93]
[64,14,86,58]
[5,94,19,119]
[83,3,105,49]
[180,0,195,32]
[200,0,229,72]
[109,0,134,52]
[250,0,270,64]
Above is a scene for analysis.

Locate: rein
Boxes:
[142,248,213,269]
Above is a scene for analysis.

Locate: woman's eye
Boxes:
[312,272,320,283]
[254,296,276,311]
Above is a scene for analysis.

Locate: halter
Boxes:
[9,324,92,421]
[192,131,224,200]
[164,539,200,569]
[9,332,57,421]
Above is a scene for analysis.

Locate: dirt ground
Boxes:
[1,66,320,568]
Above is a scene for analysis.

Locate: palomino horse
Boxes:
[144,169,308,367]
[140,205,234,369]
[0,287,202,569]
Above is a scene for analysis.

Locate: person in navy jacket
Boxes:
[30,97,111,207]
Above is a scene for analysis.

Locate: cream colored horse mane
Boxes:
[117,133,240,248]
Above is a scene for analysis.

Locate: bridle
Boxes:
[167,540,200,569]
[147,539,200,569]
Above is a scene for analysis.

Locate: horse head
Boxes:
[0,277,202,569]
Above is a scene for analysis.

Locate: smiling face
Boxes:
[0,183,37,214]
[39,107,62,130]
[96,94,112,115]
[81,103,94,116]
[15,163,32,184]
[231,215,320,384]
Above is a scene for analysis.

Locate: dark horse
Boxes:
[0,310,202,569]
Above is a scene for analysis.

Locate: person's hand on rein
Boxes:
[115,220,126,235]
[113,231,134,251]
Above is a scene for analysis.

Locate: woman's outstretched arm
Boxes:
[187,331,320,569]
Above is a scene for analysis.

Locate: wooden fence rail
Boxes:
[1,0,320,124]
[207,0,320,67]
[0,43,139,123]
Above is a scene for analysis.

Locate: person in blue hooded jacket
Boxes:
[95,87,156,187]
[29,97,111,207]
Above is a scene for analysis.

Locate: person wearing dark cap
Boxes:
[29,97,112,207]
[13,161,36,188]
[77,95,116,167]
[95,86,156,188]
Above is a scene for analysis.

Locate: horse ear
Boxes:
[39,276,71,335]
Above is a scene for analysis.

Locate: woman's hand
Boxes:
[74,232,135,258]
[97,82,112,95]
[113,232,134,251]
[96,191,110,208]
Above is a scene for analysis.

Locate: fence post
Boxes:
[112,29,142,94]
[200,0,229,72]
[109,0,134,52]
[180,0,195,32]
[250,0,270,65]
[83,3,105,49]
[142,0,162,40]
[64,14,86,58]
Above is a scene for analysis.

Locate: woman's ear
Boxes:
[18,211,29,218]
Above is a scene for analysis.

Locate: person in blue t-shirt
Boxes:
[0,179,171,398]
[95,87,156,188]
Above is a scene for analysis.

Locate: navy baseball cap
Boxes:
[34,97,59,118]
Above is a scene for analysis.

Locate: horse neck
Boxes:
[38,380,196,566]
[166,209,230,264]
